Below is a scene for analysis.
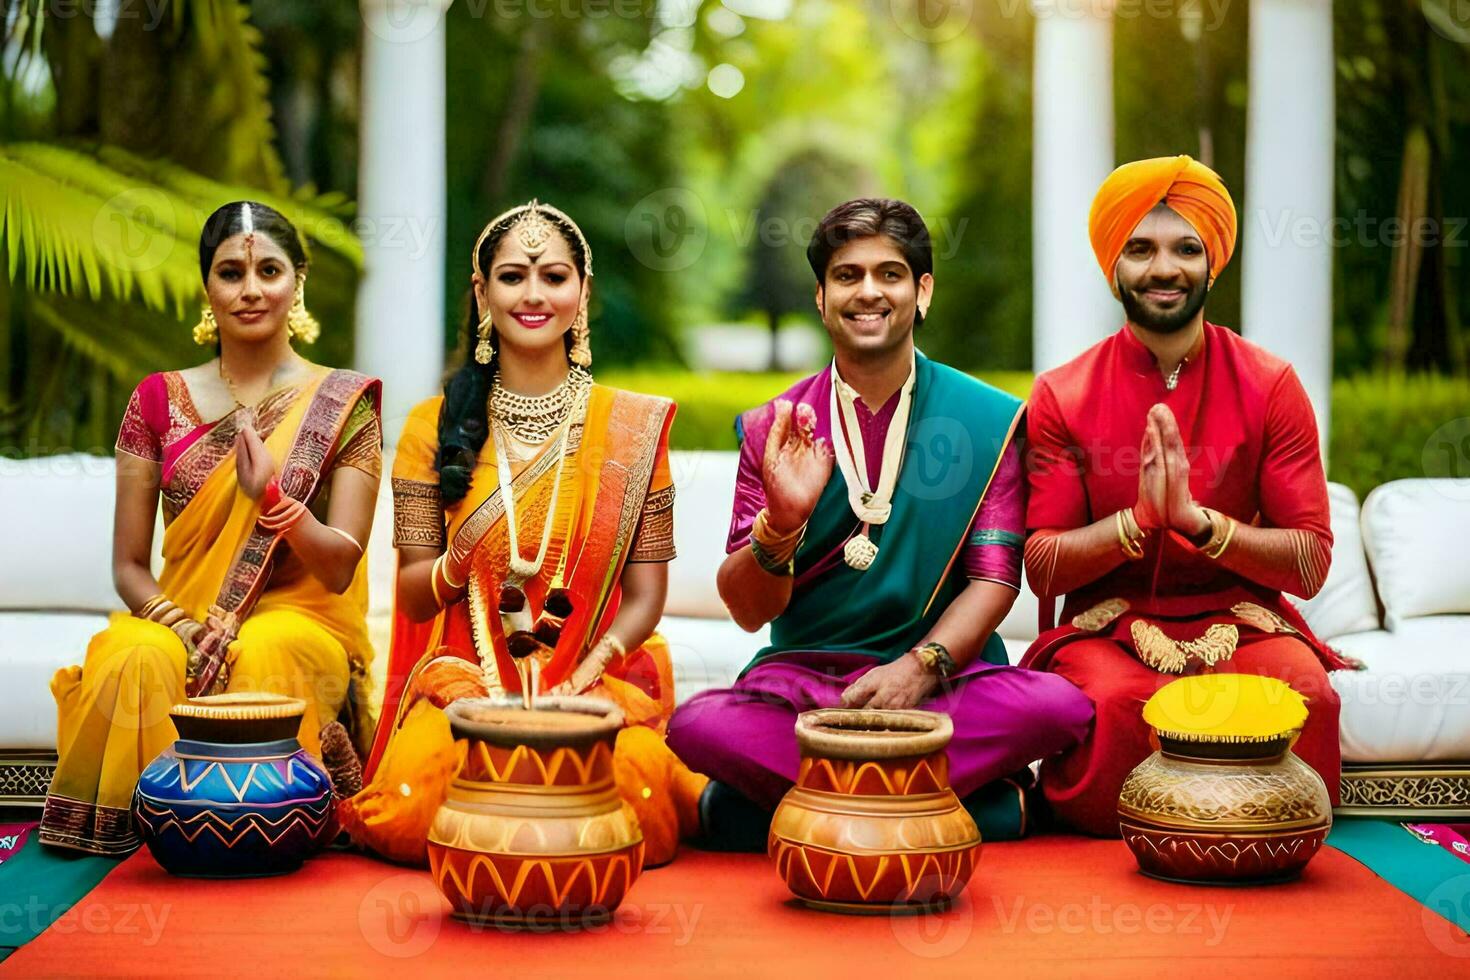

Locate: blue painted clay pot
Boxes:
[133,693,333,877]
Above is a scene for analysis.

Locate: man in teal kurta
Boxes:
[667,198,1091,843]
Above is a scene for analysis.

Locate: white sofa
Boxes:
[3,452,1468,816]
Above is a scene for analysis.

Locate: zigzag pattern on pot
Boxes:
[771,839,974,902]
[134,797,330,848]
[431,844,644,909]
[466,740,613,786]
[796,756,946,796]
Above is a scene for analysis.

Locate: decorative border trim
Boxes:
[1336,763,1470,819]
[0,751,56,807]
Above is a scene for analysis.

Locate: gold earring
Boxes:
[287,274,320,344]
[193,305,218,345]
[475,311,495,365]
[569,306,591,367]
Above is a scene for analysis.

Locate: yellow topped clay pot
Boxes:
[1118,675,1332,883]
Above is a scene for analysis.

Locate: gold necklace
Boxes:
[489,365,592,444]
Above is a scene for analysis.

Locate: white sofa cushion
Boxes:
[1361,479,1470,629]
[0,611,110,748]
[658,613,768,705]
[0,455,122,611]
[1289,482,1380,640]
[665,451,739,619]
[1330,616,1470,763]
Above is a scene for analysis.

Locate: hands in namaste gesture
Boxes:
[762,399,834,533]
[1135,403,1211,538]
[235,421,275,501]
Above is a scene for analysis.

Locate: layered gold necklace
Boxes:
[489,364,592,445]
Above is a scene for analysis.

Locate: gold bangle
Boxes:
[429,560,447,608]
[437,552,465,590]
[324,525,363,554]
[136,593,167,619]
[752,509,805,566]
[1116,510,1145,560]
[1202,509,1237,559]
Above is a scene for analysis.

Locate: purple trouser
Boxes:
[667,652,1095,810]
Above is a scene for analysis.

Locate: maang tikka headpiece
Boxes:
[472,200,594,367]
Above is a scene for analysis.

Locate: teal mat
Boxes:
[1328,817,1470,933]
[0,833,121,962]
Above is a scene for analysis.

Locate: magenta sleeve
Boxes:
[962,439,1025,588]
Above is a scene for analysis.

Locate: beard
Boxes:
[1119,276,1210,334]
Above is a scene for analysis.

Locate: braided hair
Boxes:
[436,210,589,503]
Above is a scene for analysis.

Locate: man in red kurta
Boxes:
[1021,155,1348,837]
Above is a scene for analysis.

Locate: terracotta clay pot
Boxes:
[133,693,333,878]
[769,708,980,914]
[1118,730,1332,884]
[427,696,644,929]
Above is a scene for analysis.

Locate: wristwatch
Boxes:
[912,641,957,678]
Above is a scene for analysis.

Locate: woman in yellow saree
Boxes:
[342,201,706,867]
[39,202,383,855]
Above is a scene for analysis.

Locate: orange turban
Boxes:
[1088,155,1237,284]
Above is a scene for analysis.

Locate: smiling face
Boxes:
[1114,203,1211,334]
[206,232,298,344]
[474,229,585,360]
[814,235,932,359]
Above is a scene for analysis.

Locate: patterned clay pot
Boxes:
[427,696,645,929]
[769,708,981,914]
[1118,730,1332,884]
[133,693,333,878]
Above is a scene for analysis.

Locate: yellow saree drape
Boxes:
[40,370,377,856]
[341,385,706,868]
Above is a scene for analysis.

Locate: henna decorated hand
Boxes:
[762,399,833,534]
[1134,409,1169,531]
[1152,404,1210,537]
[235,423,275,501]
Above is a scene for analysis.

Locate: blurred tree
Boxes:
[735,148,861,368]
[1336,0,1469,374]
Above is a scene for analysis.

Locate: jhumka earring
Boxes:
[475,311,495,364]
[193,305,219,345]
[287,273,320,344]
[568,305,591,367]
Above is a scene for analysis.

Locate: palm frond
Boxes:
[1,142,362,317]
[1,146,200,315]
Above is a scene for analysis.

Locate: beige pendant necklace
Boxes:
[828,356,916,571]
[492,388,582,635]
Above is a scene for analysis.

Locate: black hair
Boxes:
[198,201,309,282]
[436,208,589,504]
[806,198,933,327]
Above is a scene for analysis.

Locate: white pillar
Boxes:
[1241,0,1334,445]
[356,0,452,444]
[1031,0,1117,374]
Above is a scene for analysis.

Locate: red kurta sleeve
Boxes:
[1248,366,1333,597]
[1024,379,1089,531]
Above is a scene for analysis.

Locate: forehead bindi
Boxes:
[492,233,575,272]
[213,233,289,268]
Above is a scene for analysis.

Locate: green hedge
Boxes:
[601,369,1470,501]
[1329,373,1470,500]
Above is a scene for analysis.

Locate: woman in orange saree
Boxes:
[342,201,706,867]
[39,202,383,855]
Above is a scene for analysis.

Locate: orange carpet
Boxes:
[4,837,1466,978]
